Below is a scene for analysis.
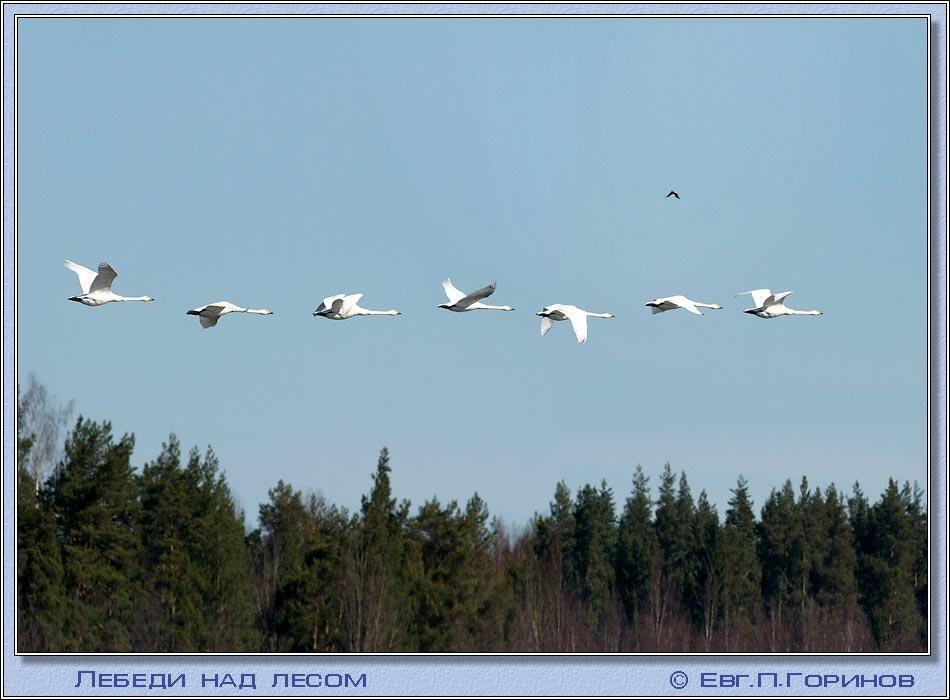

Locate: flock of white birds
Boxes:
[64,260,823,343]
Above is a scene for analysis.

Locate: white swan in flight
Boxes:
[645,294,723,315]
[537,304,614,343]
[737,289,823,318]
[313,293,401,320]
[64,260,154,306]
[186,301,274,329]
[438,279,514,312]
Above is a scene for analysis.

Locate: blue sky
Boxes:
[18,17,927,528]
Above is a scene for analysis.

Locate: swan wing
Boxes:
[441,279,466,305]
[671,295,703,315]
[64,260,98,294]
[188,304,224,328]
[314,294,345,314]
[564,307,589,343]
[540,315,554,336]
[455,281,496,308]
[340,293,364,315]
[766,291,793,307]
[203,304,226,317]
[89,262,118,293]
[737,289,771,308]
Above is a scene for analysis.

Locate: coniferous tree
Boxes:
[720,476,760,650]
[138,438,258,651]
[615,466,656,635]
[182,446,258,651]
[796,477,829,651]
[757,480,799,650]
[674,473,698,627]
[265,492,347,652]
[343,447,414,651]
[526,481,578,651]
[859,480,919,649]
[256,480,312,650]
[460,493,500,650]
[571,482,617,638]
[46,418,142,651]
[651,466,698,649]
[16,402,66,651]
[905,482,928,647]
[548,480,577,592]
[410,497,464,651]
[137,436,201,650]
[692,491,722,648]
[651,463,679,644]
[812,484,863,650]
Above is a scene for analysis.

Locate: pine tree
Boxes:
[182,446,258,651]
[257,480,312,650]
[795,477,822,649]
[267,491,347,652]
[47,418,142,651]
[16,400,66,651]
[905,482,927,647]
[812,484,862,650]
[525,481,577,651]
[571,482,617,635]
[342,448,414,651]
[651,463,679,643]
[860,480,919,649]
[692,491,721,648]
[652,465,697,648]
[674,473,698,624]
[137,435,201,650]
[548,480,577,592]
[720,476,760,649]
[615,466,656,632]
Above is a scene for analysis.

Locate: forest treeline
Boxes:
[17,392,927,653]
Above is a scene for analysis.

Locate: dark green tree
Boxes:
[571,481,617,632]
[652,465,696,648]
[720,476,760,648]
[905,482,927,646]
[615,466,656,631]
[256,480,313,650]
[854,480,919,649]
[16,398,66,651]
[46,418,142,651]
[138,438,257,651]
[343,448,414,651]
[692,491,722,647]
[137,436,201,650]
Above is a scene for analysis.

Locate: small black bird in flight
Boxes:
[666,190,680,199]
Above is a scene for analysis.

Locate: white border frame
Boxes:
[3,2,947,696]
